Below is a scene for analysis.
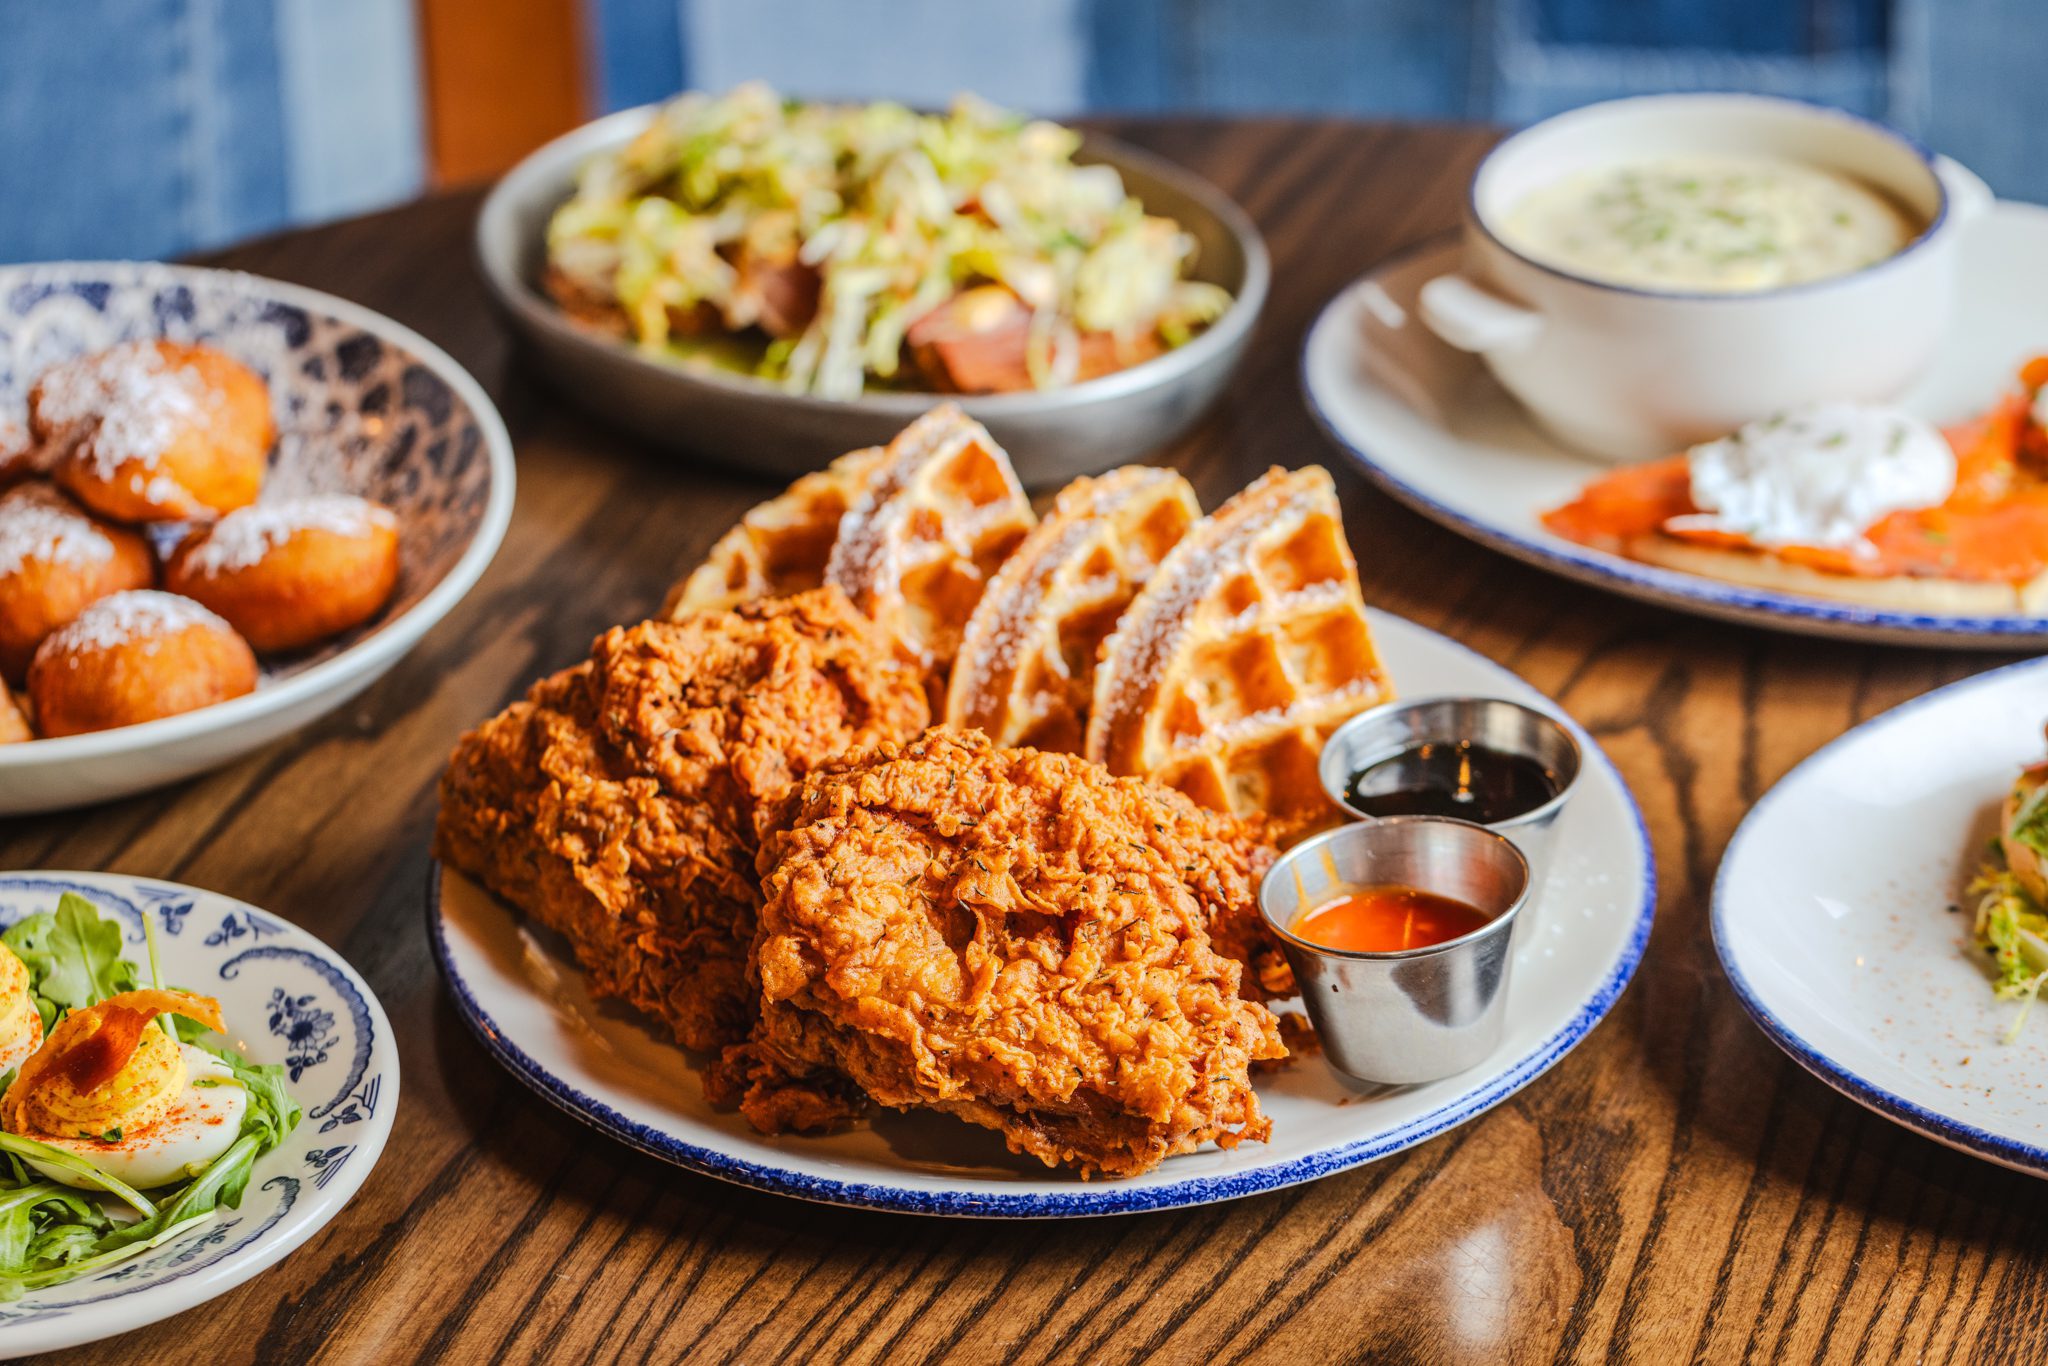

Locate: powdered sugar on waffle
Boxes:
[0,487,116,578]
[44,590,231,657]
[947,466,1196,736]
[180,494,394,577]
[823,405,1033,669]
[1085,468,1341,766]
[823,410,966,608]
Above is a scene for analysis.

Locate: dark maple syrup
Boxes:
[1344,740,1558,823]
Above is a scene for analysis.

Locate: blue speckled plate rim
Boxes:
[0,870,403,1355]
[1710,656,2048,1177]
[423,614,1659,1218]
[1298,211,2048,646]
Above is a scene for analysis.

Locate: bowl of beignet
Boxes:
[0,262,513,814]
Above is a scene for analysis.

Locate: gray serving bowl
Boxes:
[475,103,1269,486]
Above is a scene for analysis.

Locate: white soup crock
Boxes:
[1417,93,1993,461]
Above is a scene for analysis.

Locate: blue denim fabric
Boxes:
[0,0,288,262]
[587,0,686,113]
[0,0,424,265]
[7,0,2043,262]
[1072,0,2038,200]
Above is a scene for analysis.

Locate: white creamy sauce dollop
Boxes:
[1499,154,1914,293]
[1667,404,1955,550]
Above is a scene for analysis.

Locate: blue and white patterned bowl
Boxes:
[0,262,515,813]
[0,871,397,1356]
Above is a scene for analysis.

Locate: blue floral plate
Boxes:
[431,610,1654,1217]
[0,871,397,1356]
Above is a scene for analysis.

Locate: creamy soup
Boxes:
[1497,155,1917,293]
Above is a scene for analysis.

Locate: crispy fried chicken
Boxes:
[724,729,1286,1178]
[434,588,929,1053]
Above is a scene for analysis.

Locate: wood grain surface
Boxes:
[8,118,2047,1365]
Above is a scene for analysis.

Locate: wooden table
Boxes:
[10,118,2044,1364]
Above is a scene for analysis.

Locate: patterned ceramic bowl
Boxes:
[0,870,397,1356]
[0,262,515,814]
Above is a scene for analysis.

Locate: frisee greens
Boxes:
[1969,865,2048,1042]
[0,894,302,1300]
[2007,781,2048,860]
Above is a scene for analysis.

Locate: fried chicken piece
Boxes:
[730,729,1287,1178]
[435,588,929,1053]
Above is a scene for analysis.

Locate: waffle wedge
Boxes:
[824,403,1035,684]
[1085,466,1392,834]
[944,465,1200,751]
[662,445,886,618]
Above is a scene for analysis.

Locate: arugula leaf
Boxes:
[189,1041,302,1188]
[2,894,140,1029]
[0,1134,154,1218]
[0,1184,106,1295]
[0,1209,218,1300]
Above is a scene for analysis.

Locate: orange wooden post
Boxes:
[416,0,591,185]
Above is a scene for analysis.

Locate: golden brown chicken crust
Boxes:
[734,730,1287,1178]
[434,588,929,1053]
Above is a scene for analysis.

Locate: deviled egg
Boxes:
[0,942,44,1075]
[0,989,244,1190]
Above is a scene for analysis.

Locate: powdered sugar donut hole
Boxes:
[28,589,258,737]
[167,494,402,652]
[0,261,505,782]
[0,484,156,681]
[41,340,274,522]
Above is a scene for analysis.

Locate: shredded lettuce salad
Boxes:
[545,82,1233,398]
[0,894,300,1299]
[1970,779,2048,1039]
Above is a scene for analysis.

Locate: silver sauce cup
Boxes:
[1259,817,1529,1085]
[1316,696,1581,893]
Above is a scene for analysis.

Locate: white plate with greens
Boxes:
[1715,657,2048,1176]
[0,872,396,1356]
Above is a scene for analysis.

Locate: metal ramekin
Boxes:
[1259,816,1529,1085]
[1316,695,1581,895]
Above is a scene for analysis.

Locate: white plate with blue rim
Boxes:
[0,871,397,1357]
[1302,201,2048,648]
[1715,656,2048,1176]
[429,609,1656,1217]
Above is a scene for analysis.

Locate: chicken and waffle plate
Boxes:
[436,406,1406,1179]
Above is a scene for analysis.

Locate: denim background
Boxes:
[1,0,2036,263]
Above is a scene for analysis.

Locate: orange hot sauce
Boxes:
[1292,885,1493,953]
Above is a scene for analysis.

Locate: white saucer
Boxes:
[1715,658,2048,1176]
[0,872,398,1356]
[430,609,1656,1217]
[1303,202,2048,648]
